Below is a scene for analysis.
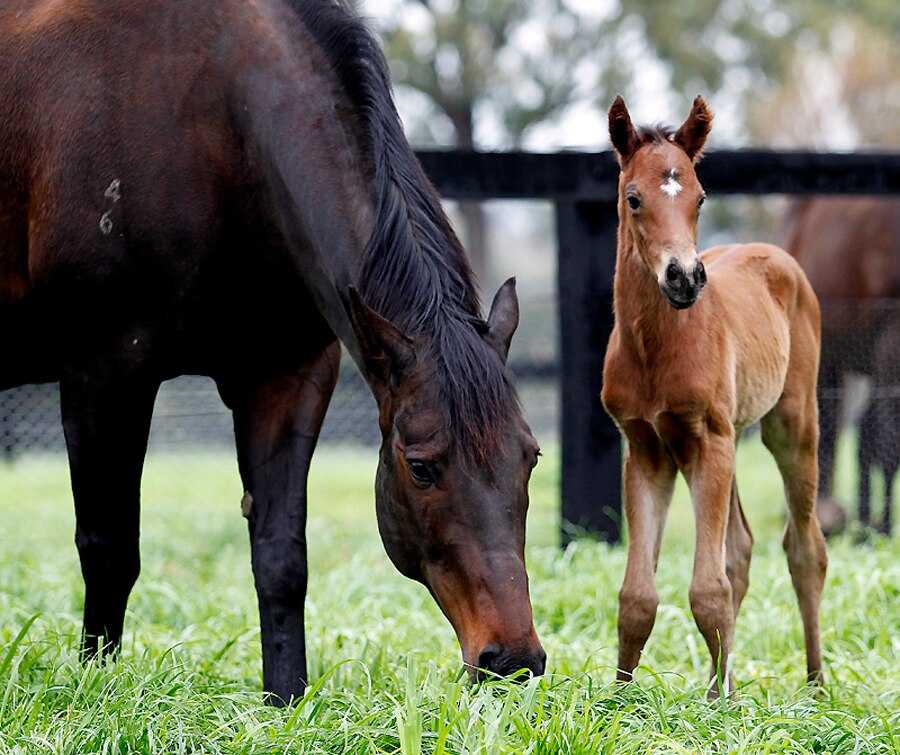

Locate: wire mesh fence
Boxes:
[0,297,895,529]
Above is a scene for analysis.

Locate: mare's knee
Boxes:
[252,539,308,604]
[76,534,141,591]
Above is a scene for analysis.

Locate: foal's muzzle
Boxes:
[660,258,707,309]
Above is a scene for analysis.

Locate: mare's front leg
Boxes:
[220,343,340,706]
[676,424,736,697]
[616,421,677,682]
[61,367,160,659]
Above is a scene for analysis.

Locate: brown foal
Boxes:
[601,96,828,695]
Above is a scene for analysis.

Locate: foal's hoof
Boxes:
[815,496,847,537]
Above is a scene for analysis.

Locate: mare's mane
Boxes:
[283,0,516,463]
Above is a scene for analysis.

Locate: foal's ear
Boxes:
[673,96,713,162]
[484,277,519,363]
[608,95,640,164]
[346,287,416,390]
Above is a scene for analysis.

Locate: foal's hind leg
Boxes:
[218,343,340,706]
[61,368,160,660]
[725,475,753,620]
[761,383,828,685]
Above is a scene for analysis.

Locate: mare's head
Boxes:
[347,279,545,681]
[609,95,713,309]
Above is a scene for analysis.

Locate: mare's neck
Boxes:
[230,3,380,369]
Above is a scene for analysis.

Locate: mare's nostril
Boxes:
[475,644,547,681]
[477,644,501,676]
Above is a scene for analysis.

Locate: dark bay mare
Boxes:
[0,0,545,703]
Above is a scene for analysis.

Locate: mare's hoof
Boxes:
[815,496,847,537]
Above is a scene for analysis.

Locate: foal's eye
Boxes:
[697,195,706,208]
[627,195,642,211]
[407,459,438,486]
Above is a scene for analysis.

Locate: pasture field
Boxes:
[0,437,897,754]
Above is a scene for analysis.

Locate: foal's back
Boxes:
[699,241,819,428]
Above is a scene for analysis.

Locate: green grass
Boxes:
[0,436,898,753]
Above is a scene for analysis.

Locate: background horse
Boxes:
[0,0,545,704]
[601,96,827,695]
[784,197,900,536]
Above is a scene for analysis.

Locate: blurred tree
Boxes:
[362,0,898,281]
[363,0,612,287]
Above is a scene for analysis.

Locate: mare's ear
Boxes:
[673,96,713,162]
[346,287,416,391]
[485,277,519,363]
[608,95,640,164]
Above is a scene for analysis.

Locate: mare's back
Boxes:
[785,197,900,299]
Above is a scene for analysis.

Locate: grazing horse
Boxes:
[601,96,828,694]
[0,0,545,704]
[784,197,900,536]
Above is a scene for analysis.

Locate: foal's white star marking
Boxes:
[660,170,682,198]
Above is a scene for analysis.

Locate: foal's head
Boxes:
[347,280,545,681]
[609,95,713,309]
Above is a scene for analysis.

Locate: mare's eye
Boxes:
[627,195,642,211]
[530,451,542,470]
[407,459,437,486]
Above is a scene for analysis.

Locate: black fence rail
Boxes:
[1,150,898,544]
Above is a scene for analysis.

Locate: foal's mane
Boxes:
[637,124,676,146]
[285,0,516,464]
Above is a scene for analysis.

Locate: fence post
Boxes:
[556,200,622,545]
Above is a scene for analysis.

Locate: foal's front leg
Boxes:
[683,430,736,696]
[617,424,677,681]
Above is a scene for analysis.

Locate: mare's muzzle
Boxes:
[474,641,547,682]
[660,258,706,309]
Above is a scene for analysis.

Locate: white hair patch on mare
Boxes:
[660,169,682,198]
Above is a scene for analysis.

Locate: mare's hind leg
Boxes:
[616,423,677,682]
[218,343,340,706]
[761,363,828,685]
[61,369,160,659]
[725,475,753,620]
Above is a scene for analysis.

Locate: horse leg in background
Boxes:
[61,369,160,660]
[873,321,900,536]
[725,474,753,620]
[220,343,340,706]
[814,347,847,535]
[761,376,827,685]
[616,428,677,682]
[682,431,736,697]
[857,400,876,532]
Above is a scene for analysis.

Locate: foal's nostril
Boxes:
[665,260,682,286]
[694,260,707,287]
